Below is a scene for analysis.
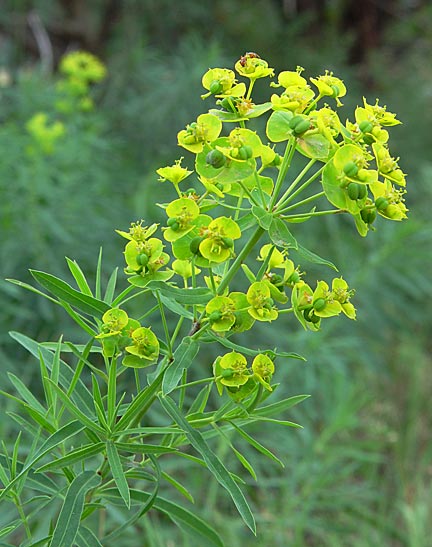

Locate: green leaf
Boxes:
[29,270,110,318]
[103,268,119,304]
[296,133,330,160]
[254,394,310,418]
[229,423,284,468]
[75,526,103,547]
[251,205,273,230]
[0,421,85,502]
[106,441,130,508]
[162,337,200,395]
[48,382,105,434]
[161,471,194,503]
[49,470,101,547]
[7,373,47,415]
[147,281,212,305]
[158,395,256,534]
[66,258,93,296]
[269,217,298,249]
[293,243,339,271]
[114,442,177,455]
[103,488,224,547]
[114,369,164,431]
[36,443,105,472]
[266,110,293,142]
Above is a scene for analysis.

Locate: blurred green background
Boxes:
[1,1,431,545]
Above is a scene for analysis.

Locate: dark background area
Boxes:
[1,1,431,545]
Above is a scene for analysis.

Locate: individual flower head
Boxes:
[201,68,246,99]
[355,106,390,144]
[310,70,346,106]
[178,114,222,154]
[372,143,406,187]
[59,51,107,83]
[206,296,236,332]
[26,112,65,155]
[124,237,169,275]
[291,281,321,330]
[310,280,342,318]
[156,157,193,185]
[331,278,356,319]
[252,354,275,391]
[369,179,408,221]
[258,243,288,270]
[216,128,263,162]
[163,197,200,242]
[228,292,255,333]
[199,217,241,263]
[271,66,308,89]
[362,98,401,127]
[96,309,141,358]
[215,352,250,388]
[116,220,159,243]
[234,52,274,80]
[124,327,160,367]
[171,259,200,279]
[246,281,278,322]
[312,106,342,148]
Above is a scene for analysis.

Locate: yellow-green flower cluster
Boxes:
[26,112,65,155]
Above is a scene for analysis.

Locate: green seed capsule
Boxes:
[357,184,367,199]
[359,120,373,133]
[237,145,253,160]
[343,162,358,178]
[313,298,326,311]
[271,274,283,285]
[190,236,204,255]
[209,80,223,94]
[137,253,149,266]
[375,196,389,211]
[221,367,234,378]
[220,97,237,112]
[289,115,304,130]
[167,217,178,227]
[293,119,310,135]
[347,183,360,200]
[363,134,375,145]
[206,149,226,169]
[221,237,234,248]
[360,208,377,224]
[209,311,223,322]
[289,271,301,284]
[331,85,340,97]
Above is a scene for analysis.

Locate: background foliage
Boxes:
[0,1,431,545]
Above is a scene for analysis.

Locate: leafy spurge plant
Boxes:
[2,52,408,546]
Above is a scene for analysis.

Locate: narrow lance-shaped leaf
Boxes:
[158,395,256,534]
[49,470,101,547]
[162,337,200,395]
[30,270,110,318]
[106,441,130,508]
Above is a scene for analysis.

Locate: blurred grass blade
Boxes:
[50,470,101,547]
[106,441,130,508]
[159,394,256,534]
[29,270,110,318]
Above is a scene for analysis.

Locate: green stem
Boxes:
[281,209,341,220]
[246,79,256,100]
[274,159,317,210]
[156,291,172,357]
[170,376,214,391]
[277,191,325,214]
[170,315,185,347]
[269,137,296,209]
[217,225,265,296]
[254,170,267,208]
[275,164,325,211]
